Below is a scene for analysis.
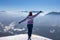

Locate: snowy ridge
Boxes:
[0,34,53,40]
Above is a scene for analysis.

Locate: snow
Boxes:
[0,34,53,40]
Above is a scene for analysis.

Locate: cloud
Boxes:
[8,31,14,34]
[0,22,4,28]
[0,22,4,32]
[13,28,25,31]
[3,22,16,32]
[0,21,26,33]
[50,29,55,33]
[3,22,25,32]
[0,11,7,14]
[0,11,6,12]
[0,10,26,18]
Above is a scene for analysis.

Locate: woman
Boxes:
[19,11,42,40]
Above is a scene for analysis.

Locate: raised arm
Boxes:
[18,16,28,24]
[33,11,43,17]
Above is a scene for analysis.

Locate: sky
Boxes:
[0,0,60,16]
[0,0,60,11]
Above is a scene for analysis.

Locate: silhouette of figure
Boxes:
[19,11,42,40]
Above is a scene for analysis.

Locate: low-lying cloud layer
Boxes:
[0,22,25,33]
[0,10,28,17]
[4,22,15,32]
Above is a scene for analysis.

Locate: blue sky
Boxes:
[0,0,60,12]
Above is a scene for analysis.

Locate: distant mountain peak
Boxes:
[46,12,60,15]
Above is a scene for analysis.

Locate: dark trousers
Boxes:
[27,24,33,38]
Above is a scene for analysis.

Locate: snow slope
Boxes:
[0,34,52,40]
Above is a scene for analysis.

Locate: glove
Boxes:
[18,22,21,24]
[39,11,43,13]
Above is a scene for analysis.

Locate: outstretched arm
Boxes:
[33,11,43,17]
[18,16,28,24]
